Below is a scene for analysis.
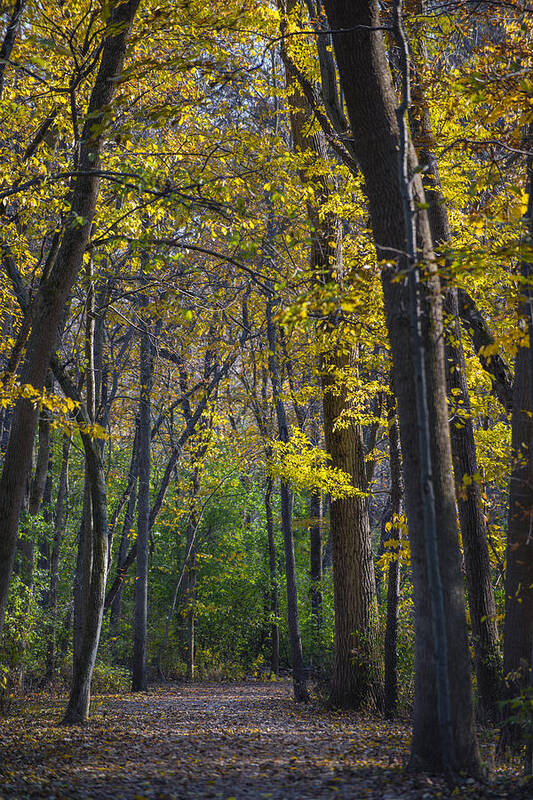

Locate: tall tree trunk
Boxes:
[73,478,92,666]
[0,0,141,641]
[36,465,53,601]
[63,272,110,723]
[503,132,533,728]
[0,406,12,456]
[185,562,197,681]
[73,261,97,667]
[445,290,502,721]
[384,396,403,719]
[409,45,502,722]
[108,417,139,575]
[182,472,200,681]
[29,407,52,516]
[63,424,108,723]
[322,0,480,775]
[0,0,26,98]
[321,349,379,708]
[503,342,533,690]
[265,475,280,676]
[266,297,308,702]
[132,319,153,692]
[110,466,138,635]
[45,434,70,682]
[308,488,322,661]
[279,2,378,707]
[17,399,53,592]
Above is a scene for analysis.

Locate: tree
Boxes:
[279,0,379,708]
[322,0,480,775]
[132,311,153,692]
[0,0,142,642]
[384,393,403,719]
[503,124,533,729]
[408,30,502,720]
[266,294,309,702]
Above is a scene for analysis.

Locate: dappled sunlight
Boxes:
[0,683,528,799]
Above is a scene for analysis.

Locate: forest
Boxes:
[0,0,532,797]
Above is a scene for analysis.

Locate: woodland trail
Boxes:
[0,681,530,800]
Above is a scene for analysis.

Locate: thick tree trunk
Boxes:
[323,0,480,774]
[384,397,403,719]
[0,0,141,640]
[503,344,533,690]
[321,351,379,709]
[410,67,502,722]
[503,141,533,728]
[132,320,153,692]
[279,3,378,706]
[266,297,308,702]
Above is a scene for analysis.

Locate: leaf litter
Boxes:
[0,681,530,800]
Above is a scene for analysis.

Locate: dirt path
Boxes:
[0,682,529,799]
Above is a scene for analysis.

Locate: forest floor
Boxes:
[0,681,531,800]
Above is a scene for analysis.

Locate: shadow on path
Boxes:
[0,681,529,799]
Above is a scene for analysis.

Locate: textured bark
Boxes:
[59,297,110,722]
[445,291,502,720]
[0,0,26,98]
[280,1,378,707]
[29,409,52,516]
[456,289,512,411]
[384,397,403,719]
[0,406,12,456]
[323,0,479,774]
[410,77,502,720]
[322,517,332,572]
[503,142,533,718]
[63,433,108,723]
[322,351,379,709]
[0,0,141,640]
[110,450,138,632]
[105,540,137,612]
[503,344,533,692]
[132,320,153,692]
